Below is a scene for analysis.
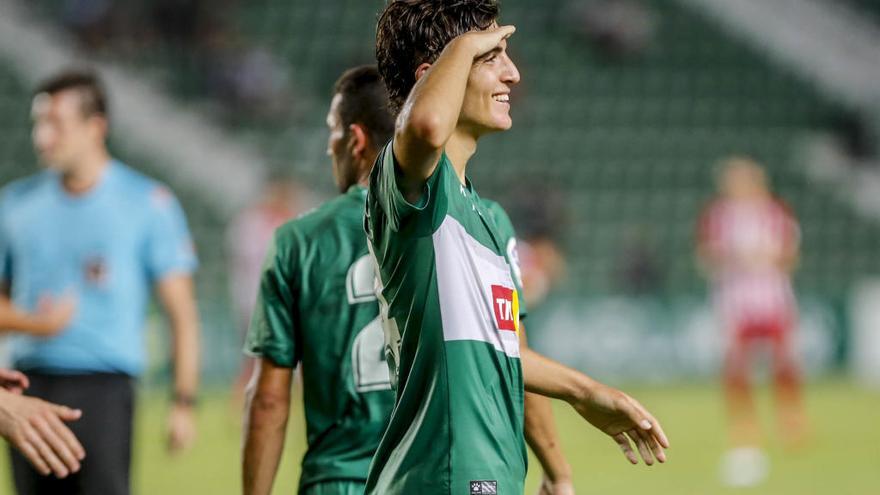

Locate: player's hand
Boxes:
[0,369,29,394]
[537,477,575,495]
[167,403,196,453]
[0,389,85,478]
[33,295,76,336]
[458,24,516,59]
[572,383,669,465]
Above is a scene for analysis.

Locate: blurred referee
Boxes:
[0,69,201,495]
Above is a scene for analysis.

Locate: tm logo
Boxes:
[490,285,518,332]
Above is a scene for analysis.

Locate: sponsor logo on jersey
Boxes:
[470,480,497,495]
[491,284,519,333]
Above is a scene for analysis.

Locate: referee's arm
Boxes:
[156,273,200,452]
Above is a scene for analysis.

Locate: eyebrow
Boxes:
[476,46,504,61]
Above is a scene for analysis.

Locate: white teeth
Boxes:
[493,94,509,103]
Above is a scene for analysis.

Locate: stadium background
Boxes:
[0,0,878,493]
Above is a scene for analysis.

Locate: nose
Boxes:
[502,55,520,85]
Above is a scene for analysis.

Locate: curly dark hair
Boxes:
[376,0,500,115]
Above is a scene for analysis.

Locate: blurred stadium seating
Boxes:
[2,0,879,381]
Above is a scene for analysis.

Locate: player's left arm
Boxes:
[520,326,575,495]
[521,348,669,466]
[242,358,293,495]
[155,273,200,453]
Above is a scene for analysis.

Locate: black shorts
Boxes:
[9,372,135,495]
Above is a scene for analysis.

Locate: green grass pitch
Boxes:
[1,379,877,494]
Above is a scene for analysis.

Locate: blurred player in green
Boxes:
[366,1,669,494]
[241,65,574,495]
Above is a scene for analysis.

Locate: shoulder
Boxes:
[1,171,52,203]
[274,195,351,245]
[771,197,796,219]
[480,198,507,221]
[480,197,515,233]
[701,198,724,216]
[112,161,182,210]
[0,172,54,221]
[697,198,726,226]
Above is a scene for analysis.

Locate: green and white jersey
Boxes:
[245,185,395,492]
[365,143,528,495]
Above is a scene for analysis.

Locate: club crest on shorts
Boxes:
[470,480,497,495]
[491,284,519,333]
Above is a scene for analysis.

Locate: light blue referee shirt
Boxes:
[0,160,197,376]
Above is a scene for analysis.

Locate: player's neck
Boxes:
[446,131,478,185]
[61,149,111,195]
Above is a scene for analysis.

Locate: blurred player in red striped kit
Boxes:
[697,156,808,487]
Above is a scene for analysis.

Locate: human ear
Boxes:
[414,63,432,82]
[348,124,368,159]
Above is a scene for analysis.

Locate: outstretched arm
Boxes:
[242,358,293,495]
[521,348,669,466]
[393,25,515,200]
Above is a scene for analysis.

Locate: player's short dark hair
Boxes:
[33,69,108,119]
[333,65,395,150]
[376,0,500,115]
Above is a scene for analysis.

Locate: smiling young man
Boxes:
[365,1,669,494]
[242,64,575,495]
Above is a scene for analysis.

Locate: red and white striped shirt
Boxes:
[698,197,799,327]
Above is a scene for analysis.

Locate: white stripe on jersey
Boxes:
[434,215,520,358]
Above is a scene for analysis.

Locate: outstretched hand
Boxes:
[572,383,669,465]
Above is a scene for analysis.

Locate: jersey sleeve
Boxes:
[484,200,528,320]
[366,141,447,238]
[144,185,198,281]
[244,228,301,368]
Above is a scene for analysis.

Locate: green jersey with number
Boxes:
[245,185,395,491]
[364,143,528,495]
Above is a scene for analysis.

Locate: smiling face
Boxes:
[459,36,520,137]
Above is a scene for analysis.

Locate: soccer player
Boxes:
[0,368,85,479]
[242,65,574,495]
[365,1,668,494]
[697,157,805,486]
[0,69,201,495]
